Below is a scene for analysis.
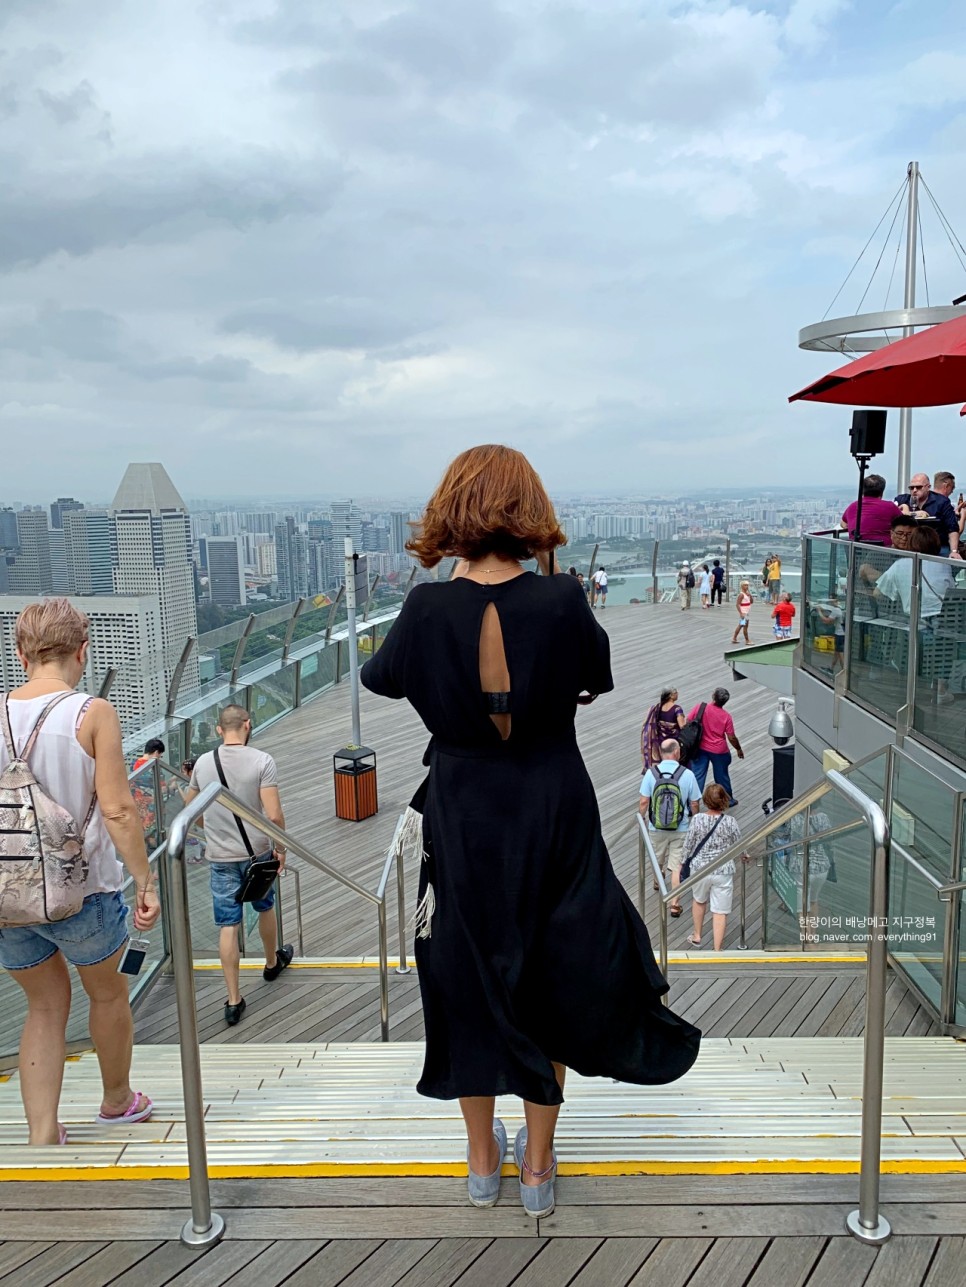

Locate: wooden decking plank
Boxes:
[388,1238,491,1287]
[802,1235,878,1287]
[682,1236,770,1287]
[159,1239,273,1287]
[280,1239,383,1287]
[543,1206,854,1239]
[787,975,856,1038]
[567,1237,659,1285]
[447,1238,547,1287]
[690,974,777,1037]
[322,1238,437,1287]
[0,1245,52,1279]
[49,1243,166,1287]
[745,1236,826,1286]
[0,1242,107,1287]
[747,978,815,1038]
[770,980,842,1039]
[511,1239,603,1285]
[198,1240,328,1287]
[922,1236,966,1286]
[626,1237,713,1286]
[862,1237,939,1287]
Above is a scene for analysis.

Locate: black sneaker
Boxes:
[225,997,246,1026]
[264,944,294,982]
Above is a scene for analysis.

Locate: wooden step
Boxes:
[0,1038,963,1180]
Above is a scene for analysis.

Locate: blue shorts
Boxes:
[210,858,276,927]
[0,891,130,972]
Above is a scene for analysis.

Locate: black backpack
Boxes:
[685,569,695,589]
[677,702,706,764]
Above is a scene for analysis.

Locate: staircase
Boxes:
[2,1038,964,1181]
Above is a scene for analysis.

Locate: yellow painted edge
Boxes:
[2,1158,965,1182]
[191,955,867,971]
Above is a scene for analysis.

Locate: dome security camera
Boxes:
[768,702,794,746]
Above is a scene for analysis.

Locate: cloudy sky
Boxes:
[3,0,966,502]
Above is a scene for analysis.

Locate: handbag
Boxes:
[680,815,724,883]
[677,702,706,765]
[212,747,280,903]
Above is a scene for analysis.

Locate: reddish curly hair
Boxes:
[406,444,566,568]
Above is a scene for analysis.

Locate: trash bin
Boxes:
[333,745,378,821]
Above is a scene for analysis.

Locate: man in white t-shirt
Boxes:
[184,704,293,1026]
[591,566,608,609]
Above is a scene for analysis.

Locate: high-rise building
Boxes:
[48,528,69,593]
[330,501,363,552]
[50,497,83,530]
[111,462,199,701]
[207,536,246,607]
[0,509,17,551]
[7,511,53,594]
[242,512,277,535]
[255,542,277,577]
[274,517,309,600]
[0,593,163,731]
[308,540,328,596]
[389,511,410,556]
[64,510,114,596]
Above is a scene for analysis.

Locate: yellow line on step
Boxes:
[190,955,867,971]
[2,1158,965,1182]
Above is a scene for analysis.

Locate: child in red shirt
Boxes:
[772,593,796,639]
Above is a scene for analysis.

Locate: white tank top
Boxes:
[0,692,124,895]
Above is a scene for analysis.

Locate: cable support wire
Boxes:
[881,189,906,314]
[917,203,930,308]
[822,179,906,321]
[854,184,906,317]
[920,176,966,280]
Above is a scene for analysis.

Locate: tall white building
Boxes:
[64,509,113,595]
[0,594,164,732]
[111,463,199,703]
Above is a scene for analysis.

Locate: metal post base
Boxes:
[846,1209,891,1245]
[180,1212,226,1249]
[394,964,412,975]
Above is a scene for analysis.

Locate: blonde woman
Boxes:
[0,600,160,1144]
[731,581,753,645]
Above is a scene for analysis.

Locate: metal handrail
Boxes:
[164,783,406,1248]
[938,879,966,899]
[826,770,893,1247]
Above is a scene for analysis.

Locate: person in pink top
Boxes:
[840,474,898,546]
[685,688,744,807]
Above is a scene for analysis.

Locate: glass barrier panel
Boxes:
[845,749,889,812]
[957,890,966,1028]
[890,751,957,883]
[888,849,945,1014]
[249,663,297,729]
[802,537,848,678]
[299,643,339,702]
[188,693,245,757]
[847,543,913,724]
[910,552,966,760]
[339,640,351,680]
[129,765,160,853]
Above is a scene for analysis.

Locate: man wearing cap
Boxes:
[895,472,961,559]
[676,562,694,610]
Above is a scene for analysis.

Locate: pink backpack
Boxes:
[0,694,96,926]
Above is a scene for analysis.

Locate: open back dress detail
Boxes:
[361,572,700,1105]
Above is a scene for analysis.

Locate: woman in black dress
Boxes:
[361,445,699,1216]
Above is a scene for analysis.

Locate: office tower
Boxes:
[196,535,209,575]
[389,511,410,556]
[330,501,363,552]
[213,511,241,537]
[111,462,200,702]
[50,497,83,530]
[256,541,277,577]
[7,511,53,594]
[308,540,328,596]
[274,517,309,600]
[49,527,69,593]
[0,509,17,551]
[207,536,247,607]
[361,521,389,553]
[0,594,163,731]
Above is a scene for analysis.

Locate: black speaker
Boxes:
[850,409,887,456]
[772,745,795,807]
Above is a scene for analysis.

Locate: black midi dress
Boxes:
[360,572,700,1105]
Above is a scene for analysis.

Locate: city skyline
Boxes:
[2,3,966,495]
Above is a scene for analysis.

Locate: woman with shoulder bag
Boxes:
[683,784,744,951]
[0,600,160,1145]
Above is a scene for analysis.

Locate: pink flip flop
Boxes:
[58,1124,68,1145]
[96,1092,153,1126]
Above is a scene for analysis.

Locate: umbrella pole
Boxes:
[896,161,920,493]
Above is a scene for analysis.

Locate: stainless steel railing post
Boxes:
[395,852,411,975]
[828,770,892,1246]
[377,899,390,1041]
[164,822,226,1249]
[738,853,747,949]
[800,804,812,950]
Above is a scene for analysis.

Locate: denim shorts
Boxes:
[209,857,276,927]
[0,891,130,972]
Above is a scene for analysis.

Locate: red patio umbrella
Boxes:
[789,310,966,407]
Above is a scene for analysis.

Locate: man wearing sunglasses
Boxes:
[895,473,961,559]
